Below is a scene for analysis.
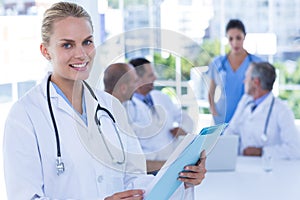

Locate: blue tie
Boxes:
[251,104,257,112]
[143,94,154,111]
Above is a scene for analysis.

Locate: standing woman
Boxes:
[207,19,262,124]
[3,2,206,200]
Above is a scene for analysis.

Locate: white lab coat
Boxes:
[3,74,194,200]
[224,93,300,159]
[124,90,194,161]
[3,74,151,200]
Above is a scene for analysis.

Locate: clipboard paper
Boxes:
[144,123,227,200]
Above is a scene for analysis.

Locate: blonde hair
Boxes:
[41,2,93,44]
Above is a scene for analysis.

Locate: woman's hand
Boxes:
[104,189,145,200]
[170,127,187,138]
[243,147,262,156]
[177,150,207,189]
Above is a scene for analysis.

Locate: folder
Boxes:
[144,123,227,200]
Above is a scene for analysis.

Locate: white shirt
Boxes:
[3,74,151,200]
[224,93,300,159]
[124,90,194,161]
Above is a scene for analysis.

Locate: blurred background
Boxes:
[1,0,300,198]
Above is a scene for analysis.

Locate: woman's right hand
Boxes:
[104,189,145,200]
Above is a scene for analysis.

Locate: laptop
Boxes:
[206,135,239,171]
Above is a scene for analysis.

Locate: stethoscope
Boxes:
[128,97,164,127]
[46,75,125,176]
[245,95,275,142]
[218,52,253,72]
[261,96,275,142]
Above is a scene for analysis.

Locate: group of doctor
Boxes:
[4,1,300,199]
[207,19,262,124]
[3,2,206,199]
[223,62,300,159]
[207,18,300,160]
[103,60,192,174]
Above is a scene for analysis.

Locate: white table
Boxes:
[195,156,300,200]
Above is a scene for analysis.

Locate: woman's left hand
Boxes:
[177,150,207,189]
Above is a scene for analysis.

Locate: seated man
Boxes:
[223,62,300,159]
[103,62,138,103]
[128,58,194,173]
[103,61,194,173]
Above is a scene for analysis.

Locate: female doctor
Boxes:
[3,2,206,200]
[207,19,262,125]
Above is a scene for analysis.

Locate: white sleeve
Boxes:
[169,185,195,200]
[223,95,249,136]
[3,103,46,200]
[263,103,300,160]
[161,92,194,133]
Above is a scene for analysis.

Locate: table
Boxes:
[195,156,300,200]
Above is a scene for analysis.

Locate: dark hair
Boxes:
[251,62,276,91]
[226,19,246,35]
[129,58,151,77]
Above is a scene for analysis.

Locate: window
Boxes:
[0,83,12,103]
[17,81,36,99]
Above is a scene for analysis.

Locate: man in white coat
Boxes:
[223,62,300,159]
[128,58,194,173]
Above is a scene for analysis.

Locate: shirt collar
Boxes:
[133,92,146,101]
[52,82,87,125]
[254,92,271,106]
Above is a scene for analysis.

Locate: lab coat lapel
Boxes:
[251,93,274,115]
[41,73,86,128]
[78,86,124,171]
[233,95,253,127]
[77,87,109,163]
[244,93,275,147]
[85,86,98,136]
[56,94,86,128]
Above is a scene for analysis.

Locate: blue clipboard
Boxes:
[145,123,227,200]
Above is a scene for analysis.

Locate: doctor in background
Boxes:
[102,63,150,131]
[104,62,186,173]
[128,58,194,173]
[3,2,206,199]
[104,63,163,173]
[103,62,207,197]
[207,19,262,125]
[223,62,300,159]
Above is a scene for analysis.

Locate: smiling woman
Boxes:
[3,2,146,199]
[38,3,96,114]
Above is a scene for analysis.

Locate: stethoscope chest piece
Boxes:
[56,157,65,176]
[261,134,268,142]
